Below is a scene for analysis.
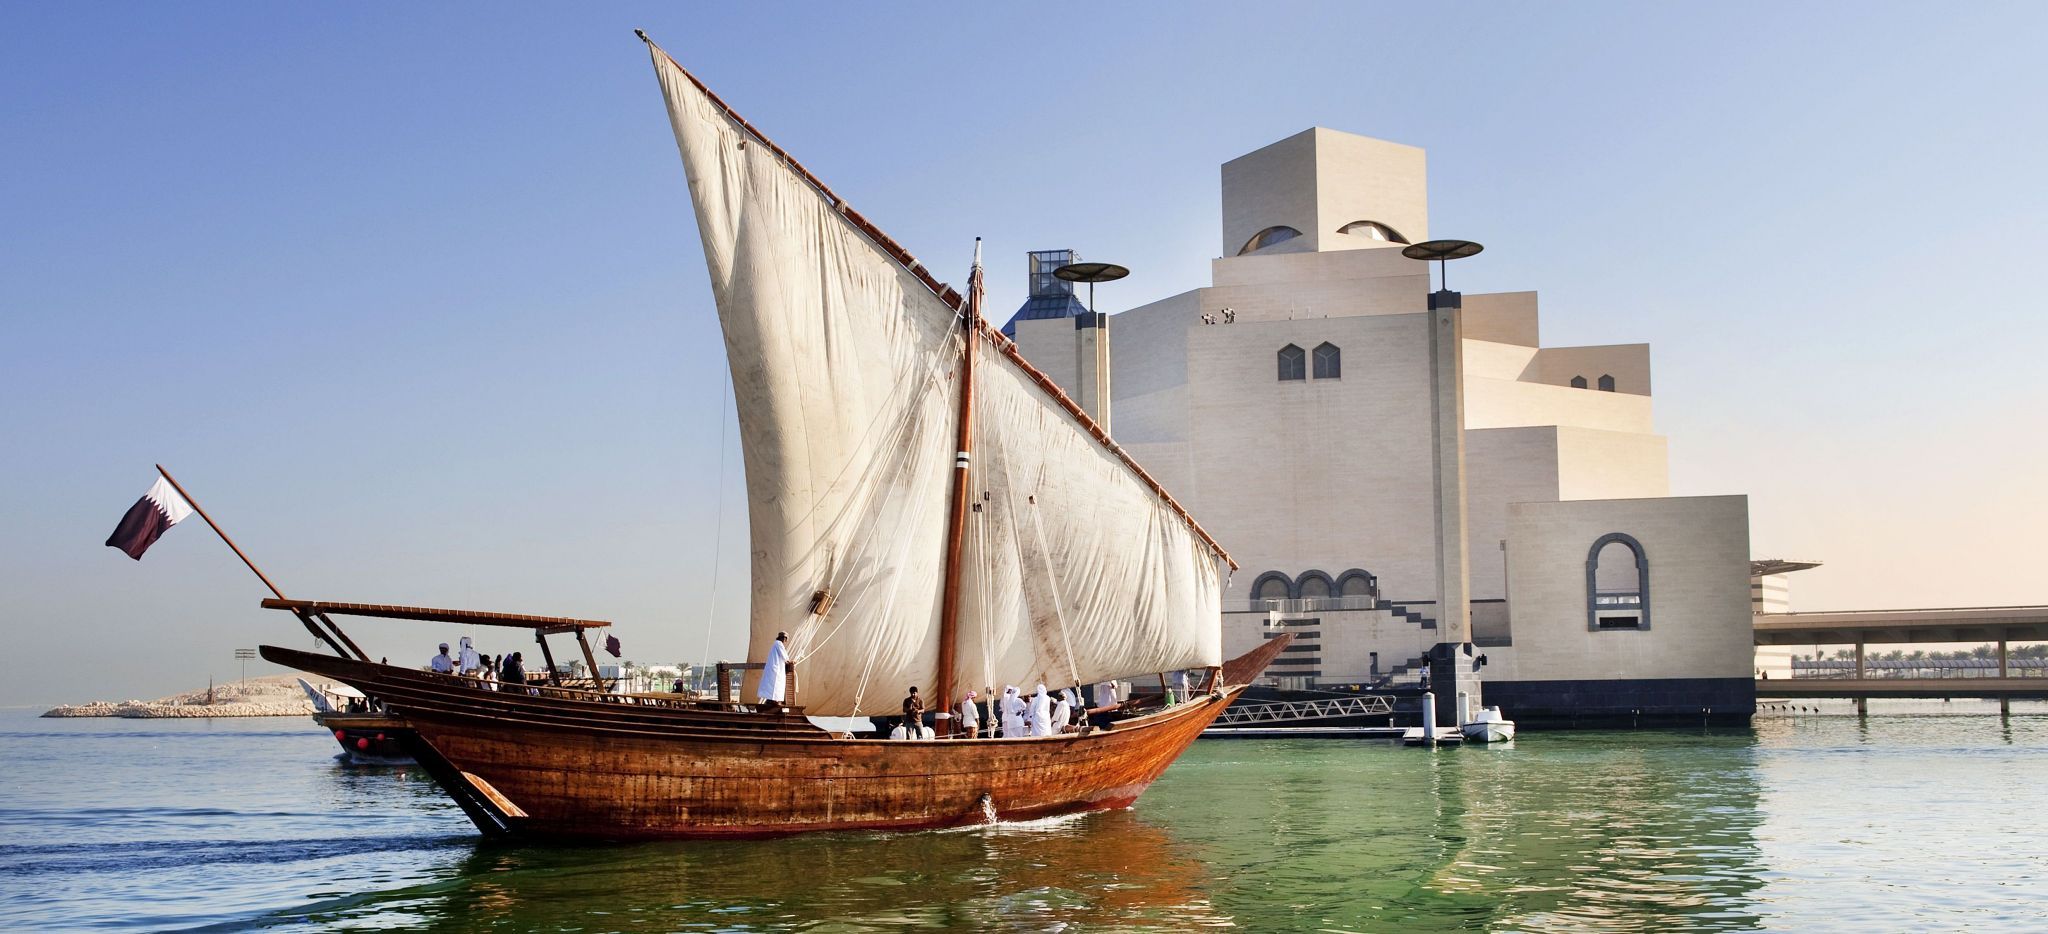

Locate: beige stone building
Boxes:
[1007,127,1756,727]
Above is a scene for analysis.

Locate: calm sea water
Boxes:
[3,701,2045,932]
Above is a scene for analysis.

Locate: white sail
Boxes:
[650,45,960,715]
[648,41,1228,716]
[957,336,1226,695]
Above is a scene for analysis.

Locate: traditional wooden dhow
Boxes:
[260,31,1283,840]
[266,637,1286,839]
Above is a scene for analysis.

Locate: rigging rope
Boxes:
[701,359,731,676]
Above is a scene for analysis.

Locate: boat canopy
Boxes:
[260,598,611,632]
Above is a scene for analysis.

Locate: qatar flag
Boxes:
[106,476,195,560]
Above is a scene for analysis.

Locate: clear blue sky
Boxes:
[4,3,2044,705]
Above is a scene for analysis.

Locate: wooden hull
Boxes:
[263,639,1288,840]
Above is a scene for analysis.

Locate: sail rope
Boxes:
[784,343,958,716]
[1026,497,1085,690]
[989,406,1083,690]
[701,359,731,674]
[973,464,996,702]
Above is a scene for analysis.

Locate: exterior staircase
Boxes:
[1382,600,1437,631]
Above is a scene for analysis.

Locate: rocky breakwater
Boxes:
[43,674,317,718]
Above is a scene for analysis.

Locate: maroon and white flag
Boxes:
[106,475,195,560]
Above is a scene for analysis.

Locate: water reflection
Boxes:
[263,734,1772,931]
[16,707,2048,930]
[275,810,1229,930]
[1137,733,1766,931]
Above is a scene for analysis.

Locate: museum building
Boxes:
[1007,128,1756,727]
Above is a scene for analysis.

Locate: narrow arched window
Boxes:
[1570,375,1588,389]
[1598,374,1616,392]
[1277,344,1306,381]
[1586,532,1650,631]
[1336,220,1409,244]
[1337,569,1376,597]
[1312,342,1341,379]
[1251,572,1291,608]
[1239,225,1302,255]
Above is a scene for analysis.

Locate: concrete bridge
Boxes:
[1754,605,2048,711]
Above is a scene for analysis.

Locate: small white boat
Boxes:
[1461,706,1516,743]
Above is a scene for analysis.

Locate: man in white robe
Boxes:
[1028,683,1052,737]
[1051,688,1074,734]
[757,631,790,708]
[958,690,981,738]
[1092,680,1118,709]
[457,637,480,675]
[1000,686,1026,738]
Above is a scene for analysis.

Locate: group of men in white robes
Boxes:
[975,682,1111,738]
[749,632,1137,740]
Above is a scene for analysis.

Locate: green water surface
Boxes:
[2,702,2044,931]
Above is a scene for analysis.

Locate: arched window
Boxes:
[1336,220,1409,244]
[1250,571,1292,608]
[1296,571,1334,599]
[1598,374,1616,392]
[1312,342,1341,379]
[1570,375,1588,389]
[1337,569,1377,598]
[1238,225,1303,255]
[1277,344,1306,381]
[1586,532,1650,631]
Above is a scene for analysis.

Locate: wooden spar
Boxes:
[932,240,983,737]
[259,598,610,630]
[534,632,562,686]
[153,465,368,660]
[634,33,1233,572]
[574,631,608,693]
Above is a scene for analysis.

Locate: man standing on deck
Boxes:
[758,631,790,711]
[1028,683,1052,737]
[429,643,454,674]
[901,686,925,739]
[499,652,527,692]
[1091,680,1120,729]
[957,690,980,738]
[1000,686,1026,738]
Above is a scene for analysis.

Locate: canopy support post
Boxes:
[290,610,352,660]
[575,630,608,693]
[932,240,984,737]
[535,633,562,686]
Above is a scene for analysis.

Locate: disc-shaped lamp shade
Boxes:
[1053,262,1130,284]
[1400,240,1484,262]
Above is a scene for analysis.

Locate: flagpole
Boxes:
[152,465,367,660]
[155,464,288,601]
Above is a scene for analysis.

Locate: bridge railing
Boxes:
[1792,659,2047,679]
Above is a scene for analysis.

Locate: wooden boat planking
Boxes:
[264,634,1290,839]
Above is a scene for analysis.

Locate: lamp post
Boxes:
[1052,261,1129,315]
[1051,261,1128,433]
[1401,239,1485,731]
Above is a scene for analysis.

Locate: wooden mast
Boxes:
[933,239,983,737]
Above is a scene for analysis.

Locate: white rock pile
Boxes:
[42,674,317,718]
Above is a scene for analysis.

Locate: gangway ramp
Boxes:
[1205,694,1400,738]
